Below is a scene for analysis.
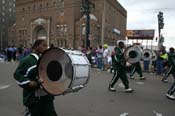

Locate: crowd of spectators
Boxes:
[0,44,32,62]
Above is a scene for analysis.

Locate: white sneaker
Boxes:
[161,79,168,83]
[140,77,146,80]
[125,88,134,92]
[108,86,116,92]
[130,76,134,79]
[166,94,175,100]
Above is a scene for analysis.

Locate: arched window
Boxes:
[37,28,47,40]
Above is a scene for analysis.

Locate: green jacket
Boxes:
[168,52,175,66]
[112,47,125,69]
[14,53,54,106]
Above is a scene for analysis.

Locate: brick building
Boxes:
[12,0,127,49]
[0,0,16,49]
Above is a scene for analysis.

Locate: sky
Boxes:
[118,0,175,49]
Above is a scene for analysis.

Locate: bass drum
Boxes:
[37,47,91,96]
[152,50,157,61]
[124,45,143,64]
[142,49,153,61]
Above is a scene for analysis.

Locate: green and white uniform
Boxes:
[166,52,175,96]
[109,47,130,89]
[14,53,57,116]
[162,52,175,80]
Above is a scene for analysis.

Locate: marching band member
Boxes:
[108,42,134,92]
[14,39,57,116]
[161,47,175,83]
[129,61,146,80]
[164,47,175,100]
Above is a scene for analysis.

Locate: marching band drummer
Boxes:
[14,39,57,116]
[129,61,146,80]
[161,47,175,83]
[162,47,175,100]
[108,41,134,92]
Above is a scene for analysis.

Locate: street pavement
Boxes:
[0,61,175,116]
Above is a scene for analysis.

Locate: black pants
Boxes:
[27,96,57,116]
[109,65,129,89]
[162,65,173,81]
[130,62,143,77]
[161,65,175,95]
[168,80,175,95]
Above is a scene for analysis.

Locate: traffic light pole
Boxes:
[157,11,164,50]
[81,0,95,49]
[158,22,161,39]
[158,24,162,51]
[0,26,3,50]
[86,13,90,49]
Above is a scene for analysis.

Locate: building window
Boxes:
[2,18,5,22]
[2,6,5,10]
[2,0,5,4]
[46,3,49,8]
[2,12,5,16]
[40,4,42,9]
[33,5,36,11]
[22,8,25,12]
[28,6,30,11]
[64,27,67,33]
[82,26,86,35]
[60,25,64,32]
[9,8,12,12]
[56,25,61,36]
[53,2,56,7]
[59,0,64,16]
[9,2,12,6]
[64,24,67,34]
[22,16,25,21]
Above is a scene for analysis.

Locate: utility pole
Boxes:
[81,0,95,49]
[157,11,164,50]
[101,0,106,46]
[0,26,3,50]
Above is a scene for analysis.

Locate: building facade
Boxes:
[13,0,127,49]
[0,0,16,49]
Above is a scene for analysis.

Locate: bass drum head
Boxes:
[38,48,72,95]
[124,45,143,64]
[152,50,157,61]
[142,49,153,61]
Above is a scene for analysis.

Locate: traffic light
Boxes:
[157,11,164,29]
